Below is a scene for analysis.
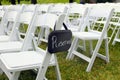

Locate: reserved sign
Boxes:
[48,30,72,53]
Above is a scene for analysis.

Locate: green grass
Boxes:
[1,0,80,5]
[1,1,120,80]
[0,41,120,80]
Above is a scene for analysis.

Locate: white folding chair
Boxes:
[33,4,54,44]
[101,5,120,44]
[38,4,53,14]
[110,6,120,45]
[65,4,88,32]
[0,5,24,42]
[112,27,120,45]
[48,3,68,15]
[0,13,66,80]
[0,4,37,53]
[0,6,5,23]
[67,6,114,72]
[64,4,89,52]
[22,12,66,80]
[37,3,68,44]
[9,4,38,41]
[0,5,6,38]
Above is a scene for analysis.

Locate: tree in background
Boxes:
[0,0,1,5]
[89,0,96,3]
[97,0,115,3]
[11,0,20,4]
[31,0,37,4]
[18,0,20,4]
[80,0,115,3]
[69,0,74,3]
[80,0,85,4]
[11,0,16,4]
[80,0,96,4]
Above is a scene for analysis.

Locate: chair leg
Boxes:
[0,68,3,74]
[54,54,61,80]
[96,39,109,62]
[82,40,86,51]
[36,53,52,80]
[108,25,117,43]
[86,37,104,72]
[66,38,78,60]
[37,27,45,45]
[112,28,120,45]
[86,50,98,72]
[45,27,50,40]
[70,39,80,60]
[9,71,20,80]
[78,40,86,51]
[89,40,93,55]
[105,38,109,63]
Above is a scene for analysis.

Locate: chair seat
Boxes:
[110,22,120,26]
[0,41,22,53]
[68,25,79,32]
[0,35,9,42]
[0,51,44,71]
[73,32,102,40]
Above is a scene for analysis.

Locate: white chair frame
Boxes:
[67,6,114,72]
[0,13,66,80]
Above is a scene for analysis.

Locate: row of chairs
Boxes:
[1,3,120,45]
[0,2,118,79]
[0,4,66,80]
[84,3,120,45]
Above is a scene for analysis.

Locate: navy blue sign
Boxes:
[48,29,72,53]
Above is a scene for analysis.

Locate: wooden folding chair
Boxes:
[67,6,114,72]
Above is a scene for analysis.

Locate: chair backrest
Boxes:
[87,6,114,36]
[0,5,24,35]
[0,6,6,34]
[109,5,120,26]
[48,3,68,15]
[37,4,53,14]
[107,5,120,43]
[32,4,68,45]
[21,9,66,51]
[65,4,88,31]
[0,6,5,21]
[9,4,37,41]
[40,4,68,34]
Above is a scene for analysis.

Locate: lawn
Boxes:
[0,41,120,80]
[0,0,120,80]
